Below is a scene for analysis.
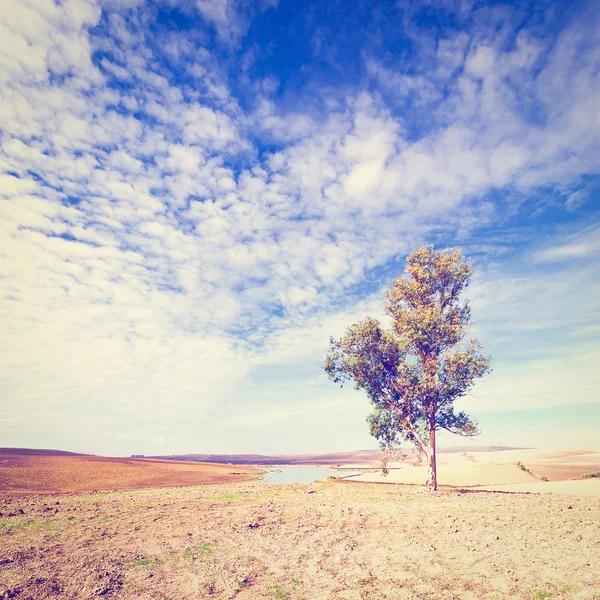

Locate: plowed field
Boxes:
[0,449,261,493]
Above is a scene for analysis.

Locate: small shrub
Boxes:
[582,471,600,479]
[517,462,546,480]
[533,590,552,599]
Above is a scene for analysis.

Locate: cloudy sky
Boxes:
[1,0,599,456]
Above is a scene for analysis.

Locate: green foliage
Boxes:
[324,245,491,488]
[582,471,600,479]
[533,590,552,599]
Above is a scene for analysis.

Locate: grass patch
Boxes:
[213,493,244,501]
[272,583,289,599]
[182,543,216,559]
[533,590,552,599]
[128,556,163,568]
[134,557,152,567]
[581,471,600,479]
[0,519,39,532]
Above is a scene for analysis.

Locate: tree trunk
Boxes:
[425,416,437,491]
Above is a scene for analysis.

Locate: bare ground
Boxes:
[0,481,598,600]
[0,450,262,493]
[475,480,600,496]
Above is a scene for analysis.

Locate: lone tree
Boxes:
[324,245,491,491]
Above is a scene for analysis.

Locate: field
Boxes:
[1,448,599,599]
[1,480,599,600]
[352,448,600,490]
[0,449,262,493]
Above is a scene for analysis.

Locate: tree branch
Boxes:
[438,424,482,437]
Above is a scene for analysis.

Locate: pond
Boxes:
[252,465,363,484]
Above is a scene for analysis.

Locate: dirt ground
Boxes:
[0,480,598,600]
[0,450,261,493]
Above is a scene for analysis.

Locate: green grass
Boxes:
[0,519,39,532]
[134,558,152,567]
[213,493,244,501]
[182,543,216,558]
[128,556,163,567]
[533,590,552,599]
[272,583,289,599]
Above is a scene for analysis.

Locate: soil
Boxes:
[0,480,598,600]
[0,450,262,493]
[475,480,600,496]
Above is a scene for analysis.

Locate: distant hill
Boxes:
[438,446,527,454]
[0,446,526,465]
[148,452,377,465]
[0,448,91,457]
[150,446,526,465]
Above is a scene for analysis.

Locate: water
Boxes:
[253,465,362,484]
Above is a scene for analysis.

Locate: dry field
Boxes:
[1,480,599,600]
[0,449,261,493]
[352,449,600,489]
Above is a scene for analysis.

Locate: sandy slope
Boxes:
[352,448,600,488]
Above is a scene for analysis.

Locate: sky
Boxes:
[1,0,599,456]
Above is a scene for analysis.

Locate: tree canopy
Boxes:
[324,245,491,490]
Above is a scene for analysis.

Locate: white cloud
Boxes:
[0,173,39,196]
[194,0,277,46]
[532,225,600,263]
[565,190,588,212]
[461,350,600,414]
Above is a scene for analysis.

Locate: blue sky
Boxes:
[1,0,599,456]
